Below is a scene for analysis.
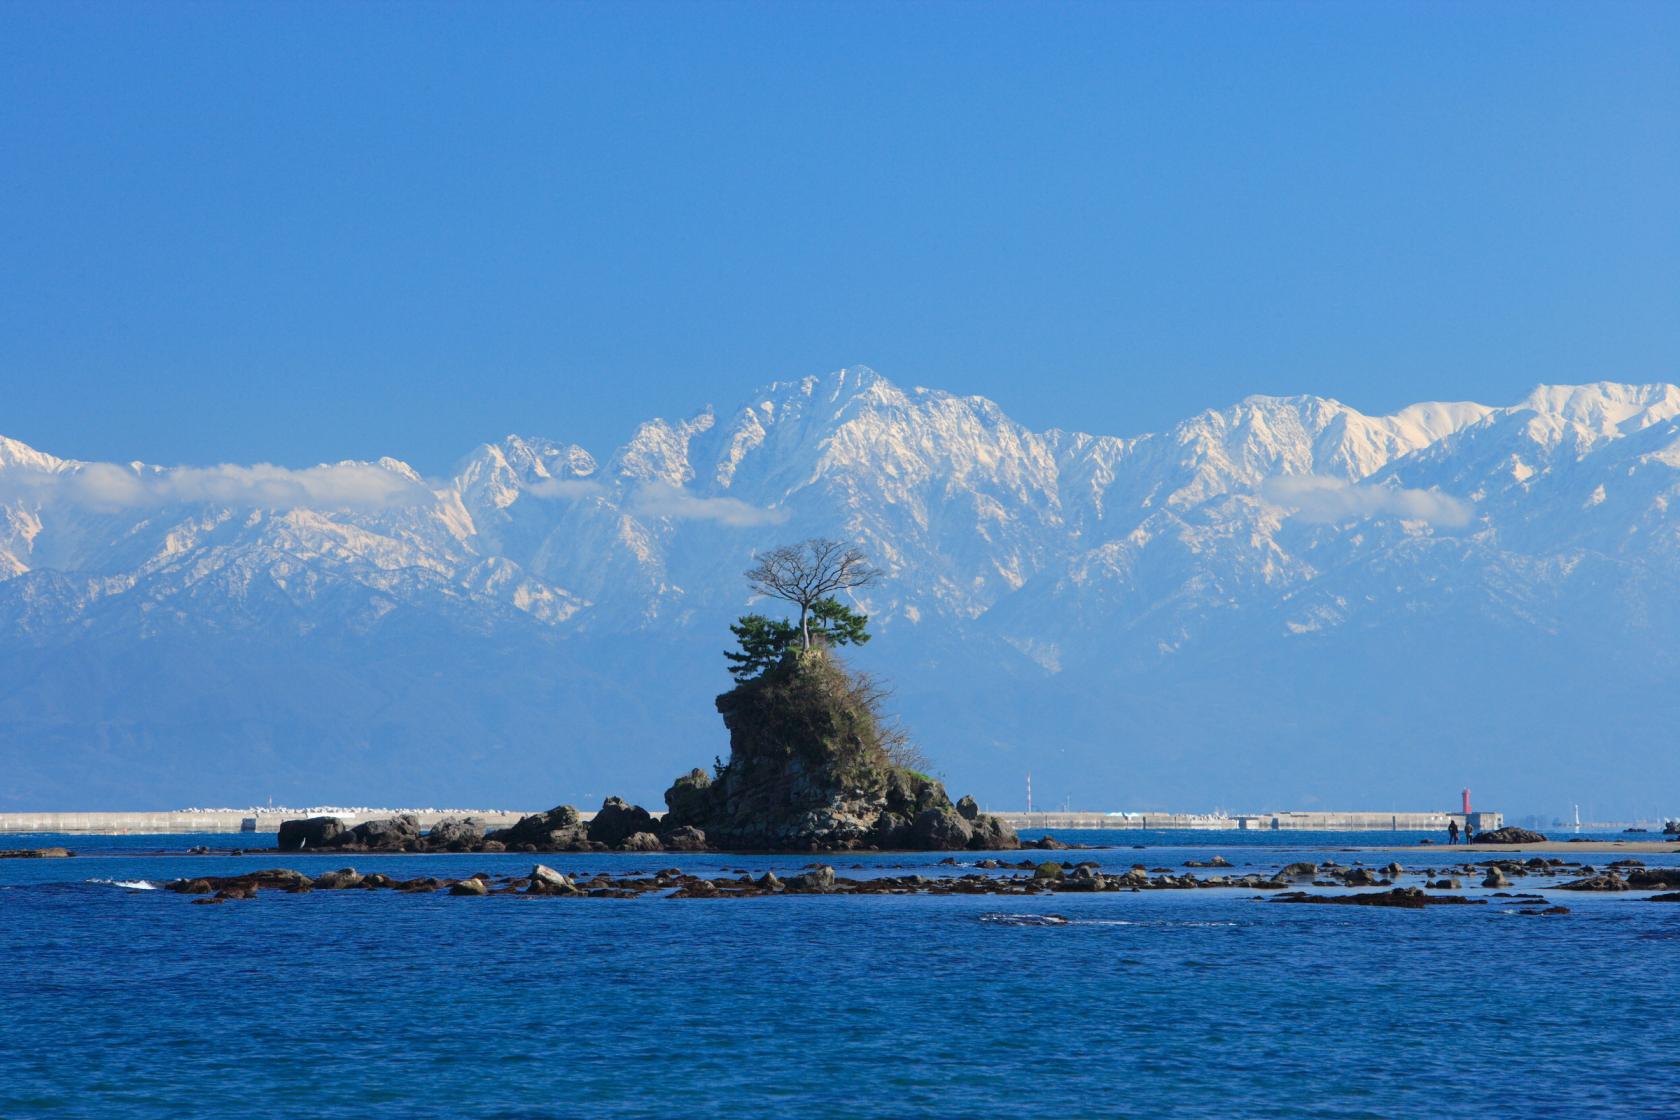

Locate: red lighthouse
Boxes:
[1462,788,1472,815]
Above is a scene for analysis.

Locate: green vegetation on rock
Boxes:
[666,539,1019,852]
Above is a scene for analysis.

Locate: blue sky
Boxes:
[2,1,1675,473]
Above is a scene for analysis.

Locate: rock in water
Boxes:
[588,797,657,848]
[910,807,973,850]
[527,864,577,895]
[337,814,422,852]
[485,805,589,850]
[619,831,663,852]
[661,769,713,831]
[675,649,1017,852]
[1470,827,1548,844]
[276,817,345,851]
[661,825,708,851]
[425,817,486,851]
[785,866,837,892]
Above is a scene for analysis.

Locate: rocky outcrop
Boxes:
[276,817,345,851]
[661,769,713,831]
[588,797,657,848]
[0,847,73,858]
[619,831,663,852]
[662,825,708,851]
[527,864,578,895]
[1470,827,1548,844]
[484,805,591,851]
[425,817,486,850]
[673,650,1017,851]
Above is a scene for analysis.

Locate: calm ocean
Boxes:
[3,830,1676,1118]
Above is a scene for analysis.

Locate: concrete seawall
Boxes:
[2,807,1503,836]
[996,810,1504,832]
[0,810,534,835]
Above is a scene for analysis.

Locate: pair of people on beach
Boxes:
[1447,819,1468,845]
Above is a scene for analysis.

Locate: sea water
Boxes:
[2,831,1677,1118]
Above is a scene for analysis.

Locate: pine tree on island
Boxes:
[724,598,870,681]
[660,537,1019,852]
[741,537,881,652]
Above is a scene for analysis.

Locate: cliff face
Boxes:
[668,650,1017,851]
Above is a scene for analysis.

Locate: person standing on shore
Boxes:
[1448,820,1459,845]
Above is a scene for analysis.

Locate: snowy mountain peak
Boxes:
[4,371,1680,812]
[0,435,68,473]
[1512,381,1680,443]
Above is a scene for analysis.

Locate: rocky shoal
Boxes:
[161,853,1680,907]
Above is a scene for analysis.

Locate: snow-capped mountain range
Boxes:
[4,367,1678,818]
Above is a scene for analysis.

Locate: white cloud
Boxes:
[1,461,433,512]
[629,481,788,527]
[1262,475,1474,528]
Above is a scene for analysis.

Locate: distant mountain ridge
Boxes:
[3,367,1678,818]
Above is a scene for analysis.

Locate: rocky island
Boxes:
[277,539,1018,855]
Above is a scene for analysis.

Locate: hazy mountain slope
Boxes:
[2,367,1677,818]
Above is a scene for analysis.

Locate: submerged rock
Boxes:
[312,868,364,890]
[785,866,837,892]
[1273,888,1485,909]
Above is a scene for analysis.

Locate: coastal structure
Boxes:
[997,810,1505,833]
[2,806,1503,835]
[0,809,530,835]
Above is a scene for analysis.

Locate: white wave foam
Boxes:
[87,878,159,891]
[979,913,1070,927]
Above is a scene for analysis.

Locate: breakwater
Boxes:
[1,807,1504,836]
[996,810,1505,832]
[0,810,533,835]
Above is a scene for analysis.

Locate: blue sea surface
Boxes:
[3,830,1677,1118]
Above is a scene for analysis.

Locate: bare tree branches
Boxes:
[745,538,881,649]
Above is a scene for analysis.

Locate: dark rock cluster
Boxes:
[165,850,1680,911]
[1469,827,1548,844]
[278,814,496,853]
